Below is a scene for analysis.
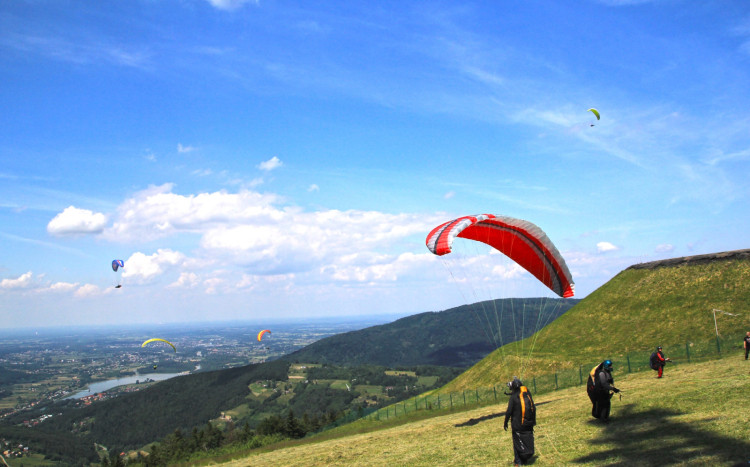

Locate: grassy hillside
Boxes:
[197,359,750,466]
[283,298,578,368]
[442,251,750,390]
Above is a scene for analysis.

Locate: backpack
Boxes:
[650,352,659,370]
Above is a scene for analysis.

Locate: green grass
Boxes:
[193,358,749,466]
[443,258,750,391]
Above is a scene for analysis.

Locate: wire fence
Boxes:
[357,332,747,423]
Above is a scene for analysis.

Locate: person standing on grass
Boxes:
[586,360,620,421]
[503,377,536,466]
[744,332,750,360]
[650,346,671,378]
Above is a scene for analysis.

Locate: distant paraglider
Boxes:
[588,108,600,127]
[257,329,271,342]
[112,259,124,288]
[141,338,177,352]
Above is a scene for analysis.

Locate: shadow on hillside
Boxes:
[573,404,750,466]
[454,401,553,427]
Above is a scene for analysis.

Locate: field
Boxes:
[203,358,749,466]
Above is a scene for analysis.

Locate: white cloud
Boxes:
[1,271,34,289]
[444,191,455,199]
[169,272,201,289]
[48,282,79,292]
[205,0,256,11]
[655,243,674,254]
[47,206,107,236]
[597,241,620,253]
[258,156,283,171]
[308,184,320,192]
[178,143,197,153]
[103,184,282,242]
[123,249,186,283]
[74,283,101,297]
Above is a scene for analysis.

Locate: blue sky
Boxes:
[1,0,749,328]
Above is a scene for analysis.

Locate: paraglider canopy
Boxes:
[141,338,177,352]
[587,108,600,120]
[112,260,124,272]
[426,214,574,298]
[257,329,271,342]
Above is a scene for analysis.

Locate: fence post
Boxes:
[579,365,583,385]
[716,335,721,354]
[463,390,466,407]
[686,342,690,363]
[450,392,453,409]
[627,355,631,373]
[533,377,537,393]
[554,372,558,390]
[438,394,441,410]
[493,386,497,401]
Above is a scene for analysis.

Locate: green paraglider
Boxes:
[588,108,600,126]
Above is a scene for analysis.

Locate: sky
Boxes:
[1,0,749,329]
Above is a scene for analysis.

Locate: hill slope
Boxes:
[283,298,579,368]
[213,359,750,466]
[443,249,750,390]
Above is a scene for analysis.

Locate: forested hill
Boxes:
[39,360,290,451]
[283,298,579,368]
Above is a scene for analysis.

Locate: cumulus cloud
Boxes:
[103,184,282,242]
[47,206,107,236]
[200,209,439,275]
[123,249,186,283]
[258,156,282,171]
[596,241,619,253]
[321,252,433,283]
[48,282,79,292]
[74,283,101,297]
[1,271,34,289]
[169,272,201,289]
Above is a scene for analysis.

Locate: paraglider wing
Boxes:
[257,329,271,342]
[426,214,575,298]
[112,259,124,272]
[141,338,177,352]
[587,108,600,120]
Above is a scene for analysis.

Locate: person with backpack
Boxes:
[744,332,750,360]
[586,360,620,421]
[503,377,536,466]
[650,346,671,378]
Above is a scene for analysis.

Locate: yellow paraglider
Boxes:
[257,329,271,342]
[588,108,600,126]
[141,338,177,352]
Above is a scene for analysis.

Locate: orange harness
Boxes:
[519,386,534,425]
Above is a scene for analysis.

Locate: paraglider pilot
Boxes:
[503,377,536,465]
[650,346,671,378]
[586,360,620,421]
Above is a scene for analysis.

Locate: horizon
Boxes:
[2,1,749,328]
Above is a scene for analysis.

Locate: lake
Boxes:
[65,372,184,399]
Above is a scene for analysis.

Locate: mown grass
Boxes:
[189,358,749,466]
